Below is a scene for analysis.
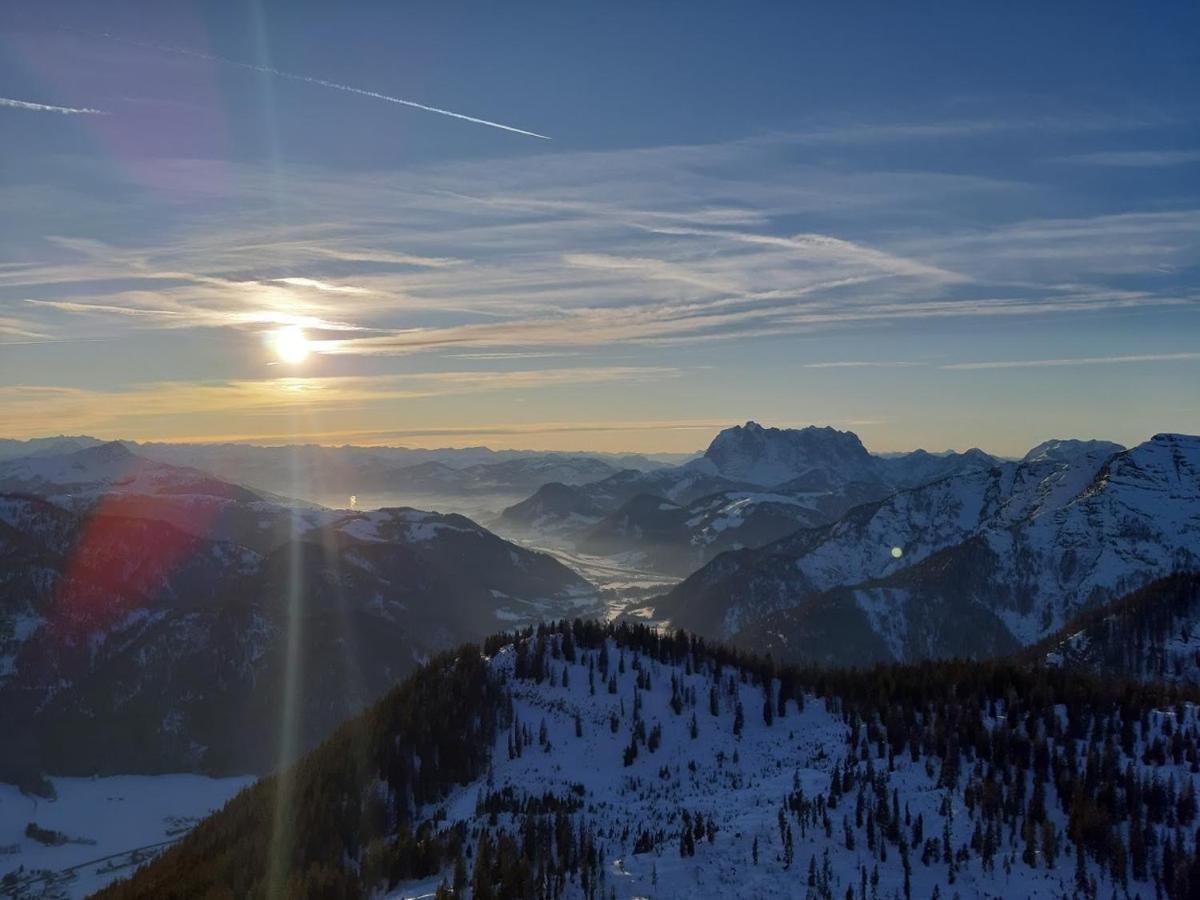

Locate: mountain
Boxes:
[95,621,1200,899]
[497,468,755,542]
[1028,571,1200,682]
[651,433,1196,662]
[0,447,595,780]
[687,422,880,488]
[0,435,105,462]
[0,441,266,504]
[577,490,835,576]
[496,481,611,537]
[501,423,1000,574]
[691,421,1003,492]
[875,445,1006,490]
[1021,438,1126,465]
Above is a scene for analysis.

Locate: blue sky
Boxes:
[1,1,1197,454]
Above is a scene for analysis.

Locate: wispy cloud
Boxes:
[271,277,373,295]
[1056,149,1200,167]
[0,96,105,114]
[942,352,1200,370]
[7,131,1199,449]
[802,360,926,369]
[782,113,1176,146]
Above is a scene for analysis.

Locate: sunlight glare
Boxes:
[272,326,311,365]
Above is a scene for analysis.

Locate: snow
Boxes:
[338,509,479,545]
[853,588,909,660]
[0,774,255,898]
[386,640,1183,899]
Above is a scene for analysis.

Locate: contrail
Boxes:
[112,34,549,140]
[0,96,105,114]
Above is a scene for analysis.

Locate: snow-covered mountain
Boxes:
[1020,437,1126,466]
[651,433,1196,662]
[0,441,266,503]
[96,622,1200,899]
[501,423,1000,574]
[497,468,757,542]
[690,421,1002,493]
[576,490,835,575]
[687,422,880,488]
[0,446,596,779]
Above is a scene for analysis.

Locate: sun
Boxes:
[272,325,311,365]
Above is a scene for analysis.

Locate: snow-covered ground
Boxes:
[0,774,255,898]
[387,639,1186,898]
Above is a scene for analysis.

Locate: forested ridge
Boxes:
[97,618,1200,899]
[1023,572,1200,682]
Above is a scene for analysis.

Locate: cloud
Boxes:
[635,225,965,282]
[271,277,373,295]
[0,96,105,114]
[1056,149,1200,167]
[941,352,1200,370]
[0,315,52,340]
[780,112,1176,146]
[8,133,1198,378]
[802,360,926,369]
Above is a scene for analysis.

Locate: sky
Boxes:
[1,1,1198,456]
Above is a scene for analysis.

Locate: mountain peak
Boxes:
[71,440,138,463]
[700,422,874,488]
[1022,438,1124,466]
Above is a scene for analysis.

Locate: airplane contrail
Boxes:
[110,34,550,140]
[0,96,105,114]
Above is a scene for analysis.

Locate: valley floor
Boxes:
[507,540,679,622]
[0,774,254,898]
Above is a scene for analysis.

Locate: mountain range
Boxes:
[0,442,595,780]
[501,422,1003,574]
[651,432,1198,665]
[0,436,680,519]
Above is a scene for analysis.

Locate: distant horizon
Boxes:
[3,420,1178,462]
